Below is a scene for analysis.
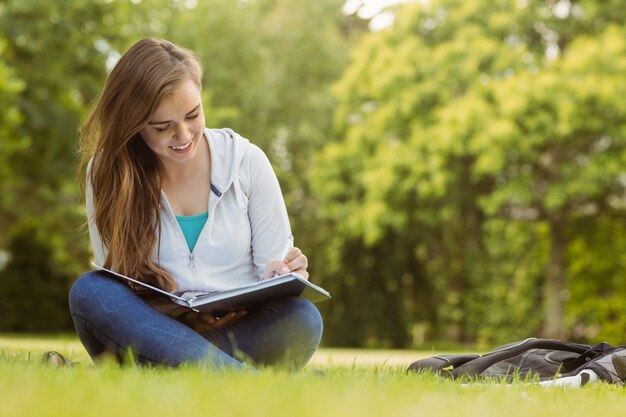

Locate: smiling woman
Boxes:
[71,38,321,370]
[139,82,205,166]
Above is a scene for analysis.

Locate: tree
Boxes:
[157,0,349,217]
[153,1,353,341]
[0,31,26,244]
[473,26,626,336]
[567,214,626,344]
[0,0,351,333]
[0,0,156,329]
[312,0,626,345]
[0,222,74,332]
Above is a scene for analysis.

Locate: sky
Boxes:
[343,0,427,31]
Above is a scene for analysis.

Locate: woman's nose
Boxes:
[174,123,190,142]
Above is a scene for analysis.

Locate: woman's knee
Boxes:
[275,297,324,343]
[68,270,131,316]
[69,271,98,311]
[276,297,324,368]
[297,298,323,336]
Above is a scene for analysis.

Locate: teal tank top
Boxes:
[175,212,208,251]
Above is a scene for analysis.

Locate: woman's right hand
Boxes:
[263,246,309,280]
[180,310,247,333]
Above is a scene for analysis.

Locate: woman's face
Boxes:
[139,78,206,169]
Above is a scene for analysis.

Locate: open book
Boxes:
[91,263,331,316]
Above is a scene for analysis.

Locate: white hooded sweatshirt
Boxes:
[87,128,293,294]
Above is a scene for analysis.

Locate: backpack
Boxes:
[407,338,626,385]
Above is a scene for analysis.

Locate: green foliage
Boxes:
[567,215,626,345]
[0,0,147,331]
[0,36,26,230]
[477,26,626,216]
[0,0,118,189]
[0,0,349,333]
[313,0,626,346]
[2,0,626,347]
[0,221,74,332]
[153,0,349,230]
[475,219,548,343]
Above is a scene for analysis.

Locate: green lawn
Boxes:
[1,335,625,417]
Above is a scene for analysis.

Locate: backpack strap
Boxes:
[570,344,626,384]
[562,342,617,371]
[450,338,591,379]
[408,354,480,374]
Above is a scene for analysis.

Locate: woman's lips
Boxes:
[169,140,192,153]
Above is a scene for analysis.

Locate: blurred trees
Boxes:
[0,0,128,331]
[0,222,73,331]
[0,38,25,248]
[1,0,626,348]
[312,0,626,346]
[153,0,350,234]
[0,0,349,332]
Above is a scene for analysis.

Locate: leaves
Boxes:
[0,0,349,333]
[313,0,626,345]
[2,0,626,345]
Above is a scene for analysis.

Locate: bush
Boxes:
[0,221,74,332]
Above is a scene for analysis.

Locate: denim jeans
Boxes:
[69,271,323,370]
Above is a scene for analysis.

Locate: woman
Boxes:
[69,38,323,369]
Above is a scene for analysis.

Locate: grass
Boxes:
[1,335,626,417]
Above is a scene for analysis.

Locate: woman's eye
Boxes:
[154,126,169,132]
[186,113,199,120]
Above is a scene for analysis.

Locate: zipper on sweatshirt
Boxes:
[160,192,206,291]
[160,172,230,292]
[188,252,202,289]
[185,185,224,290]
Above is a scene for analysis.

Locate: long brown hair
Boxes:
[79,38,203,291]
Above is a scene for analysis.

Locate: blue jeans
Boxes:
[68,271,323,370]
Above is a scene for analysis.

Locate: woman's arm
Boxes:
[85,158,108,266]
[243,144,308,279]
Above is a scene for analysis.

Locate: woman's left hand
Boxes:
[181,310,247,333]
[263,246,309,280]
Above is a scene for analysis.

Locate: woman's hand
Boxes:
[263,246,309,280]
[180,310,247,333]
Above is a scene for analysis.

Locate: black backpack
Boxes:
[407,338,626,385]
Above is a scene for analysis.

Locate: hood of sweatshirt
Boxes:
[205,127,249,210]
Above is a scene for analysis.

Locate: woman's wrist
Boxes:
[178,310,195,326]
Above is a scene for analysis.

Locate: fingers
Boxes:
[284,248,308,272]
[198,313,216,325]
[292,267,309,280]
[282,246,302,263]
[262,247,310,279]
[186,310,247,332]
[217,310,246,327]
[263,258,287,279]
